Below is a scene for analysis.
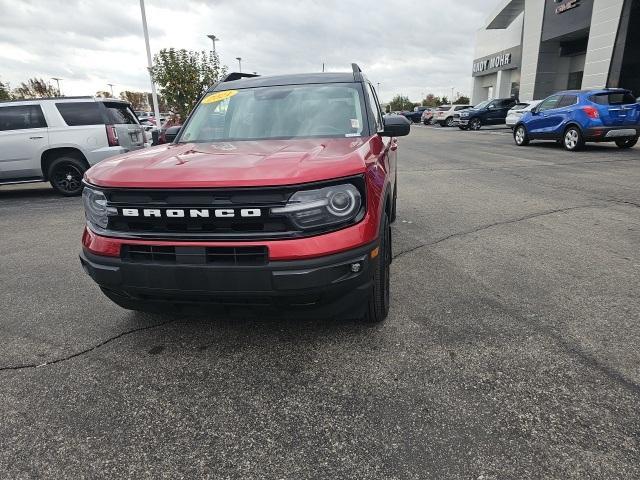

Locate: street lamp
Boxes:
[51,77,62,96]
[235,57,242,73]
[207,34,219,54]
[107,83,115,97]
[139,0,161,129]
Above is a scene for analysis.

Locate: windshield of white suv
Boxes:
[179,83,366,142]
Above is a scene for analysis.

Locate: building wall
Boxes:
[474,12,524,59]
[582,0,625,88]
[518,0,545,101]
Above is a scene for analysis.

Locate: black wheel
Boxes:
[48,156,87,196]
[514,125,529,146]
[615,136,638,149]
[469,118,482,130]
[363,213,391,323]
[445,117,454,127]
[563,126,584,151]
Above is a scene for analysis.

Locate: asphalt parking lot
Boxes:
[1,126,639,479]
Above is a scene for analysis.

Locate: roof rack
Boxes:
[351,63,363,82]
[220,72,260,83]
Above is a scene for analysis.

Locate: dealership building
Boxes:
[471,0,639,103]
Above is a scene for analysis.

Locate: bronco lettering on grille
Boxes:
[120,208,262,218]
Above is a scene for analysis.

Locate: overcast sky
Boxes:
[0,0,502,103]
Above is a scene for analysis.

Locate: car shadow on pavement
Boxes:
[122,305,377,358]
[0,184,61,200]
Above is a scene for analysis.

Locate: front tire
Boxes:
[48,156,87,196]
[563,126,584,151]
[514,125,529,146]
[363,213,390,324]
[444,117,454,127]
[469,118,482,130]
[615,136,638,149]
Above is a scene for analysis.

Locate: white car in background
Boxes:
[434,104,473,127]
[0,97,146,195]
[505,100,542,129]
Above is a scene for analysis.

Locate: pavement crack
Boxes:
[0,318,178,372]
[393,203,602,260]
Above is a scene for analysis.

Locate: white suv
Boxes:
[0,97,145,195]
[434,104,472,127]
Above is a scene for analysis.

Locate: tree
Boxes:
[453,95,470,105]
[95,90,112,98]
[151,48,226,118]
[12,77,60,99]
[389,94,412,112]
[146,92,168,112]
[422,93,438,107]
[119,90,148,110]
[0,79,11,100]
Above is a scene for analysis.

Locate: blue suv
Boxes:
[513,89,640,151]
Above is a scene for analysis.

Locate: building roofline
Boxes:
[485,0,525,30]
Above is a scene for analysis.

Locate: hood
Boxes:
[85,137,370,188]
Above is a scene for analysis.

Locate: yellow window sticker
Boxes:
[202,90,238,104]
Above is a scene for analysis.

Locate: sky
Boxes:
[0,0,503,103]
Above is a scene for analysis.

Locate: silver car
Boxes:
[0,97,146,195]
[505,100,542,129]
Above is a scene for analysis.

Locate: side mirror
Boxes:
[164,125,182,143]
[380,114,410,137]
[488,105,495,110]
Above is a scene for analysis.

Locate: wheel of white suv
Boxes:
[363,212,390,323]
[445,117,454,127]
[514,125,529,146]
[469,118,482,130]
[48,156,87,196]
[563,126,584,151]
[615,136,638,149]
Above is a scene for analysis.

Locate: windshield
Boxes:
[179,83,366,143]
[474,100,490,109]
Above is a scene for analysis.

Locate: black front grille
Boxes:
[122,245,268,266]
[104,187,294,240]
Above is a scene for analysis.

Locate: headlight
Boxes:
[271,183,363,230]
[82,186,114,229]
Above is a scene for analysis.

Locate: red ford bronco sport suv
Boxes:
[79,65,410,322]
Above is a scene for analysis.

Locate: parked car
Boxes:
[157,114,182,144]
[514,88,640,151]
[420,107,437,125]
[505,100,542,129]
[451,106,474,126]
[80,65,410,323]
[458,97,518,130]
[433,105,472,127]
[403,106,429,123]
[0,97,145,195]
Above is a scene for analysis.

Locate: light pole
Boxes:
[207,34,219,55]
[236,57,242,73]
[107,83,115,97]
[451,87,454,102]
[139,0,161,129]
[51,77,62,96]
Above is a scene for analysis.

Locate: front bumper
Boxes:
[583,126,639,141]
[80,241,377,316]
[458,118,469,126]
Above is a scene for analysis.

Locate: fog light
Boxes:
[350,262,362,273]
